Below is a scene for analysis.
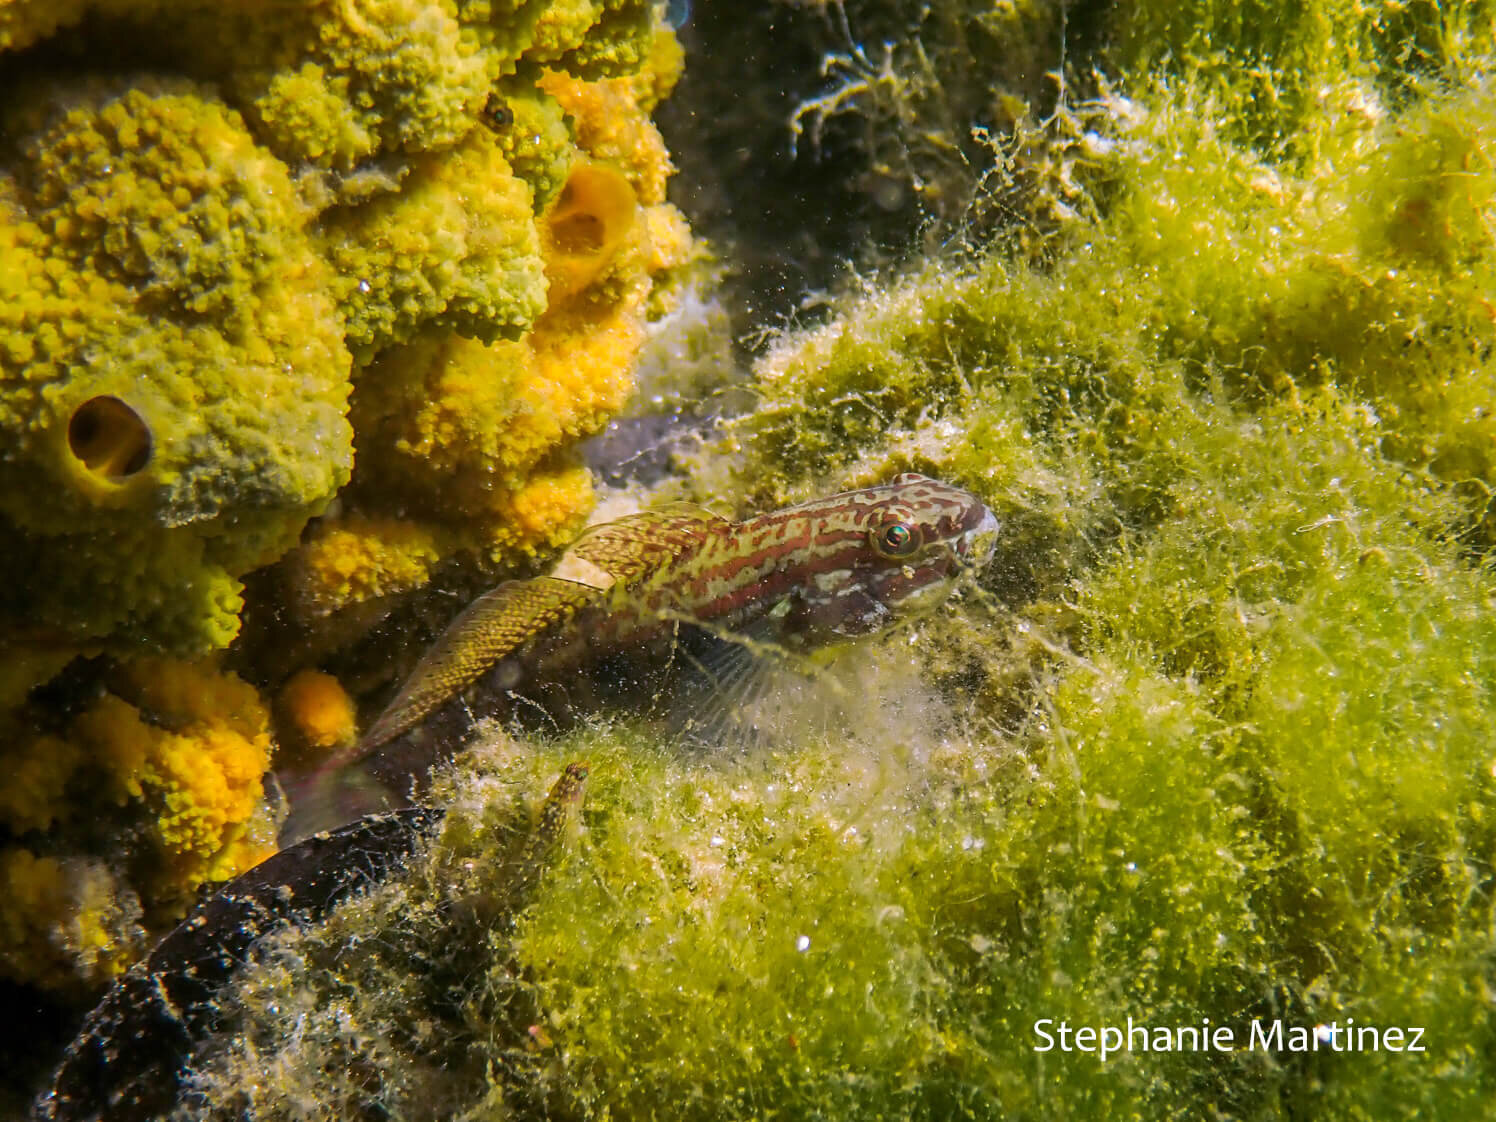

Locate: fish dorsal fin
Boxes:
[360,577,601,750]
[553,504,727,589]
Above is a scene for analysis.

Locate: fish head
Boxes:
[788,473,998,641]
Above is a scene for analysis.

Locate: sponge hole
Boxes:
[549,207,606,254]
[544,165,638,302]
[67,396,152,480]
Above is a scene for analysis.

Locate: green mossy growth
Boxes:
[106,3,1496,1117]
[730,63,1496,547]
[1105,0,1496,151]
[175,384,1496,1117]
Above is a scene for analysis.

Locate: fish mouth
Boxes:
[955,507,999,568]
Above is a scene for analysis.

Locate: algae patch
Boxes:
[168,389,1496,1117]
[11,0,1496,1117]
[165,7,1496,1113]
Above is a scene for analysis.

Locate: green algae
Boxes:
[89,1,1496,1117]
[172,466,1496,1119]
[514,399,1496,1119]
[167,394,1496,1117]
[172,469,1496,1117]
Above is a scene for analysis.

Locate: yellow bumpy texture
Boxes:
[0,78,352,654]
[0,659,278,990]
[1,2,689,994]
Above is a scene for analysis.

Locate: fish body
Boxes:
[291,474,996,829]
[509,760,590,900]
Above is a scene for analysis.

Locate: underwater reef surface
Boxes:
[74,1,1494,1119]
[0,0,694,1051]
[7,0,1496,1116]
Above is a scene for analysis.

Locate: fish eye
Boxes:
[481,94,515,130]
[870,519,922,559]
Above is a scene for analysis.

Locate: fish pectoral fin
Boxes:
[563,504,727,583]
[666,624,810,751]
[360,577,601,750]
